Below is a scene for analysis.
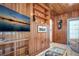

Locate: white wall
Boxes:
[50,19,53,43]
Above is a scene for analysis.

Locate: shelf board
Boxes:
[16,52,26,56]
[36,4,49,11]
[0,38,29,45]
[16,45,28,49]
[34,15,47,20]
[33,7,48,16]
[3,51,14,56]
[16,38,29,42]
[16,47,27,52]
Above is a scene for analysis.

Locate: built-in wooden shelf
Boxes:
[36,3,49,11]
[0,36,29,56]
[33,3,49,24]
[33,7,48,16]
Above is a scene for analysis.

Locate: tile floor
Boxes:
[36,43,79,56]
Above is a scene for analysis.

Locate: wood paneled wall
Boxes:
[0,3,31,55]
[0,3,50,56]
[0,3,30,16]
[0,3,31,40]
[29,4,50,56]
[53,10,79,44]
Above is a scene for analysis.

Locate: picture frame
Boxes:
[38,26,47,32]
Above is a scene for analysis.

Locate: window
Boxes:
[69,20,79,39]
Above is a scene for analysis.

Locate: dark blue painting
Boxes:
[0,5,30,31]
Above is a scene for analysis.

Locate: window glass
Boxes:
[69,20,79,39]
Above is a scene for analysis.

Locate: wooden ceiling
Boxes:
[49,3,79,16]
